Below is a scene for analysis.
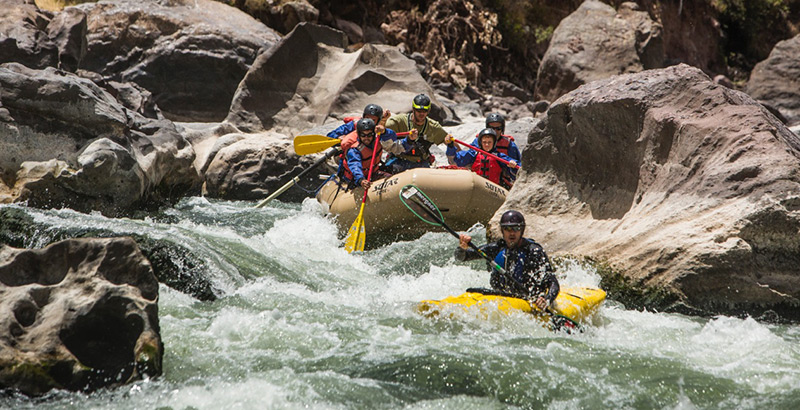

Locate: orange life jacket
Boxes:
[340,131,382,181]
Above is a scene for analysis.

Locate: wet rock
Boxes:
[501,64,800,320]
[75,0,281,122]
[746,34,800,127]
[0,237,162,395]
[535,0,664,102]
[0,207,220,301]
[226,22,448,136]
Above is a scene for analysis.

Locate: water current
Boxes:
[2,197,800,409]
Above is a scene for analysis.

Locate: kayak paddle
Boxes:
[254,146,342,208]
[452,138,521,169]
[398,184,578,331]
[343,132,382,253]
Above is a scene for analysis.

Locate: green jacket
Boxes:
[385,113,448,161]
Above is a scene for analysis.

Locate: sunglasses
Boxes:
[413,108,429,113]
[359,131,375,139]
[502,225,523,232]
[490,126,503,131]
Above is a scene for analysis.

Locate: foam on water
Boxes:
[3,199,800,409]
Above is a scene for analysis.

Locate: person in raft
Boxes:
[382,93,453,172]
[337,118,399,190]
[470,113,521,187]
[455,210,560,311]
[444,128,518,188]
[326,103,390,139]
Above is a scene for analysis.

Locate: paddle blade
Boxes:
[399,185,444,226]
[294,134,340,155]
[344,203,367,253]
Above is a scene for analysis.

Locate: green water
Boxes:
[2,198,799,409]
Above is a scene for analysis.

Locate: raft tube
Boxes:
[316,167,507,241]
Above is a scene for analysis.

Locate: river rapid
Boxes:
[2,198,800,409]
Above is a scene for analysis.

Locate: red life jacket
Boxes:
[495,134,514,155]
[340,130,382,181]
[471,152,503,185]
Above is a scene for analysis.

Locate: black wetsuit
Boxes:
[455,238,560,303]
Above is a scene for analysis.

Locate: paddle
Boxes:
[398,184,578,331]
[343,132,382,253]
[254,146,341,209]
[295,132,410,156]
[452,138,521,169]
[294,134,340,156]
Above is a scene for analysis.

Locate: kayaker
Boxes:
[444,128,518,188]
[455,210,559,311]
[326,103,391,139]
[471,113,520,187]
[383,94,453,173]
[338,118,398,190]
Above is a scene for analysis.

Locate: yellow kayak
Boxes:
[417,287,607,331]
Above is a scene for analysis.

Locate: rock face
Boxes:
[226,22,449,136]
[746,34,800,127]
[75,0,280,122]
[503,64,800,319]
[0,63,200,216]
[0,237,162,395]
[535,1,664,103]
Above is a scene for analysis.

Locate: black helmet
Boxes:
[500,210,525,227]
[477,128,498,145]
[485,113,505,134]
[412,94,431,111]
[356,118,376,140]
[363,104,383,120]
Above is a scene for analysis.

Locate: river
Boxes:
[2,197,799,409]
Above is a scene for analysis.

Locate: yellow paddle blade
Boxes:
[344,202,367,253]
[293,134,341,155]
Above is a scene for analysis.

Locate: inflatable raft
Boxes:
[316,167,507,242]
[417,287,607,331]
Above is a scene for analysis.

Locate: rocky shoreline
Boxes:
[2,0,800,395]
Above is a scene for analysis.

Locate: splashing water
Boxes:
[2,198,800,409]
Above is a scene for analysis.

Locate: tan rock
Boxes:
[502,64,800,318]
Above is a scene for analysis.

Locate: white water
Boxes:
[3,198,800,409]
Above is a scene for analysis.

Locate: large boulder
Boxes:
[503,64,800,319]
[226,22,450,136]
[0,63,199,216]
[201,131,322,201]
[0,237,162,395]
[746,34,800,127]
[535,1,664,103]
[75,0,281,122]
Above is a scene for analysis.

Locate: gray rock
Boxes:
[202,131,323,201]
[0,63,199,216]
[0,0,58,69]
[0,237,162,395]
[746,34,800,127]
[502,64,800,319]
[535,0,664,102]
[75,0,281,122]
